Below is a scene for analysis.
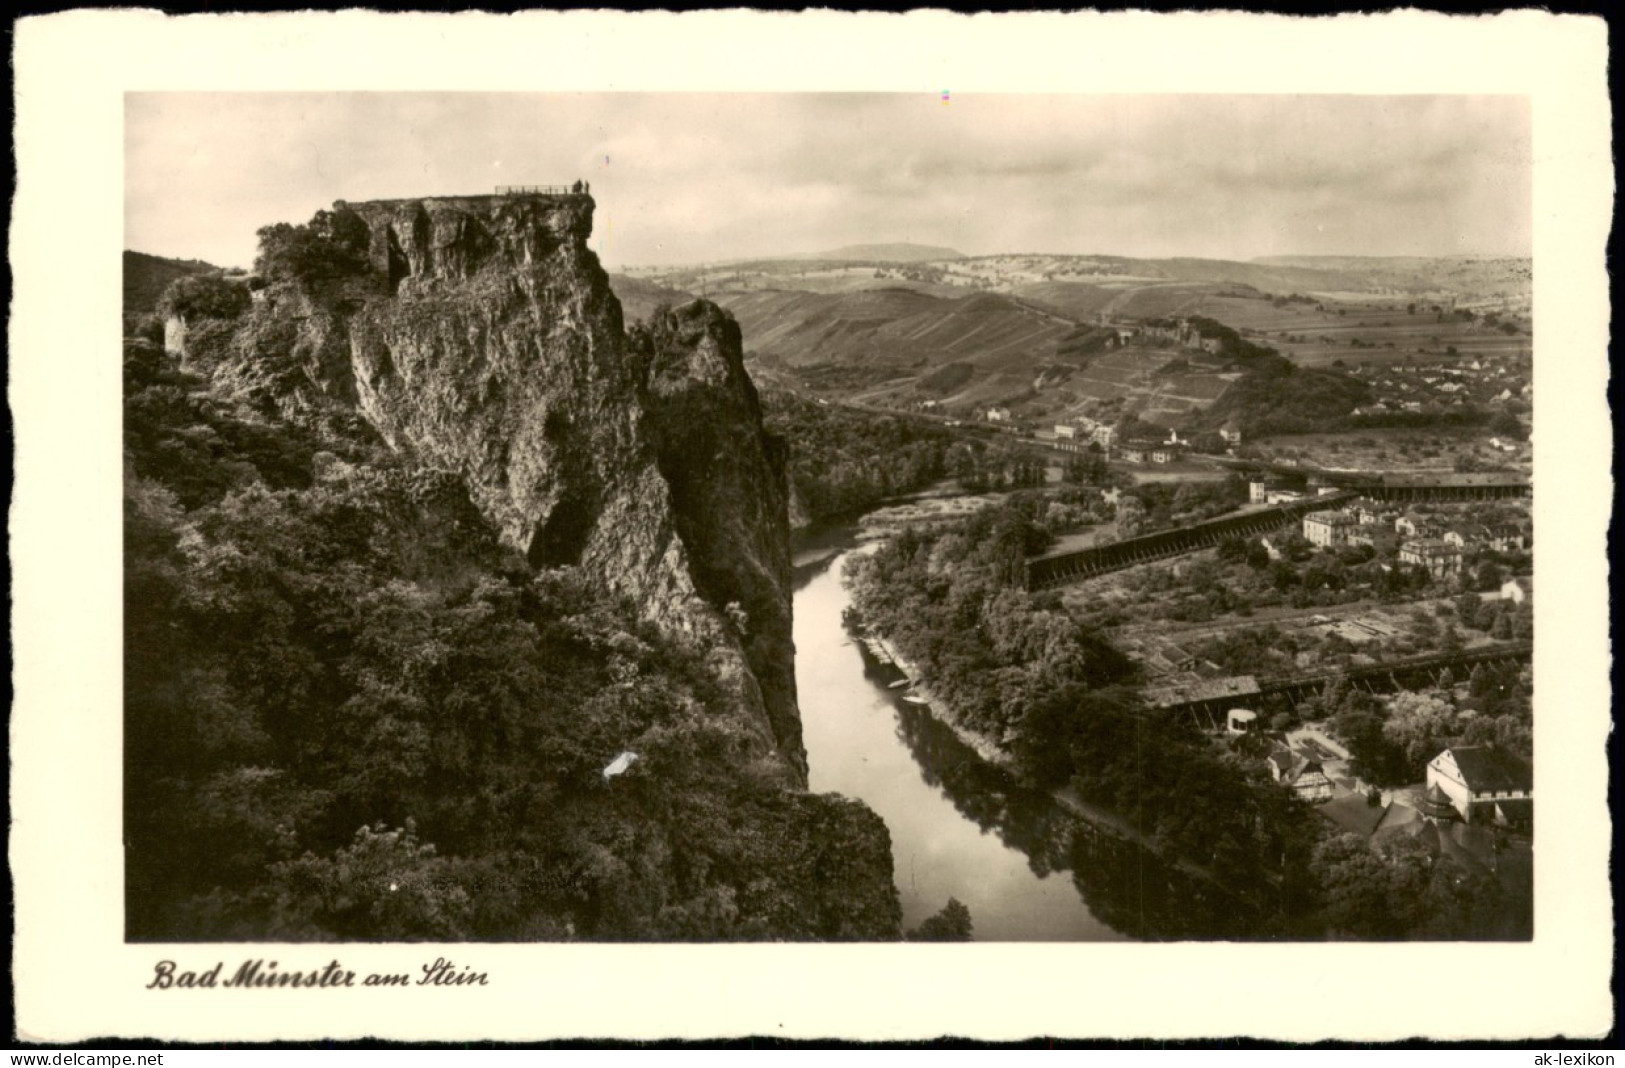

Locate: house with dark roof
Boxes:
[1426,746,1532,826]
[1267,749,1336,802]
[1319,794,1389,836]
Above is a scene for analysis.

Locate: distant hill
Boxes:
[124,250,221,315]
[798,242,964,263]
[607,273,699,324]
[1250,255,1532,296]
[612,248,1531,423]
[714,285,1079,405]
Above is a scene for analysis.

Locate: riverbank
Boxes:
[865,631,1015,771]
[849,598,1259,904]
[795,546,1129,940]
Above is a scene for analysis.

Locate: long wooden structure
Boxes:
[1147,641,1532,725]
[1026,492,1355,590]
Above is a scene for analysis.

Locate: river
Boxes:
[792,517,1253,942]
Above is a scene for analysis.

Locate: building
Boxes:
[1266,487,1306,505]
[1054,423,1077,440]
[1303,510,1358,548]
[1426,746,1532,826]
[1351,498,1393,526]
[986,407,1011,423]
[1394,513,1439,539]
[1267,749,1336,802]
[1500,576,1533,604]
[1150,443,1184,464]
[1481,523,1527,553]
[1399,539,1464,579]
[1120,439,1160,464]
[1345,527,1398,553]
[1248,479,1269,504]
[1219,423,1243,447]
[1414,783,1463,823]
[1226,708,1258,735]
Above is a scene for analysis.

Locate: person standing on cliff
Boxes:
[572,179,582,194]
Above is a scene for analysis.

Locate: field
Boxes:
[1181,293,1530,370]
[1252,428,1532,474]
[1014,345,1243,427]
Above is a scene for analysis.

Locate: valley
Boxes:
[611,250,1531,443]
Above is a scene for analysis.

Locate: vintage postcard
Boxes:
[10,8,1613,1044]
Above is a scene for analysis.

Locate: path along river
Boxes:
[791,502,1254,942]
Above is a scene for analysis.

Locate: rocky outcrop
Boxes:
[633,302,802,777]
[233,193,809,785]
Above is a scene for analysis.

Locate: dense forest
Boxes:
[760,392,1070,524]
[759,392,955,522]
[122,230,901,941]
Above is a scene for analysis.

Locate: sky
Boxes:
[126,93,1532,270]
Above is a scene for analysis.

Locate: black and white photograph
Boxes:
[12,9,1613,1044]
[120,90,1542,945]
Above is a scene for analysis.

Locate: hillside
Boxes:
[800,242,964,263]
[600,249,1529,431]
[1253,255,1533,299]
[716,286,1080,405]
[607,272,697,323]
[634,252,1530,304]
[123,250,221,315]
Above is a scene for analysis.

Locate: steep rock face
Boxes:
[239,193,808,785]
[634,302,802,776]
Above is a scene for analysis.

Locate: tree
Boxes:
[1454,592,1484,631]
[907,897,974,941]
[1332,706,1406,786]
[157,274,251,322]
[1382,691,1457,772]
[1312,834,1401,939]
[1114,496,1147,538]
[1488,410,1524,438]
[1244,540,1271,571]
[255,207,372,284]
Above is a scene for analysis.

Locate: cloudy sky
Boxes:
[126,93,1531,270]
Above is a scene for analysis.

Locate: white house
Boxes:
[1303,510,1358,548]
[1426,746,1532,826]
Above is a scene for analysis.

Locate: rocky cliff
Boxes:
[232,193,807,785]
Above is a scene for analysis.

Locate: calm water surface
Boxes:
[793,542,1131,941]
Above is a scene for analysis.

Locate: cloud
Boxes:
[125,92,1531,268]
